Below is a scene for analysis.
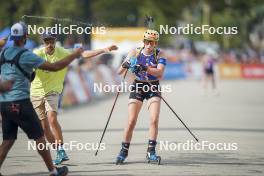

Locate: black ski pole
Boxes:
[147,81,199,142]
[95,69,128,156]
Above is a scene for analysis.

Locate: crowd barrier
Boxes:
[218,63,264,79]
[61,62,264,107]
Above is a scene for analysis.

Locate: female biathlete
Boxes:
[202,51,218,95]
[116,29,167,164]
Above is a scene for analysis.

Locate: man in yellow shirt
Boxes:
[31,31,117,165]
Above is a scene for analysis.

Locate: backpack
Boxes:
[0,48,35,82]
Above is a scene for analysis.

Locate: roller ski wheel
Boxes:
[116,150,127,165]
[146,152,161,165]
[116,156,125,165]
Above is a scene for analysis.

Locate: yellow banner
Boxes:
[218,64,241,79]
[92,27,146,42]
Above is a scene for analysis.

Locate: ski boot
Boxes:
[146,140,161,165]
[146,150,161,165]
[116,142,129,165]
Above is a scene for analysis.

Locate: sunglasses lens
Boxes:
[144,40,155,45]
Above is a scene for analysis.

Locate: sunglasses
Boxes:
[143,40,156,46]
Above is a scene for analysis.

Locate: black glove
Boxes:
[122,61,131,69]
[133,64,148,74]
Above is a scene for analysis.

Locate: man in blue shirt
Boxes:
[0,22,83,176]
[0,37,15,96]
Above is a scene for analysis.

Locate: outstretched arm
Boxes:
[39,48,83,71]
[82,45,118,59]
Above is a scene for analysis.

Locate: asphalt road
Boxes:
[2,80,264,176]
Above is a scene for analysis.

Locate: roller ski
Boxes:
[116,142,129,165]
[116,149,128,165]
[146,151,161,165]
[146,140,161,165]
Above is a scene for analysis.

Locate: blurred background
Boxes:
[1,1,264,175]
[0,0,263,107]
